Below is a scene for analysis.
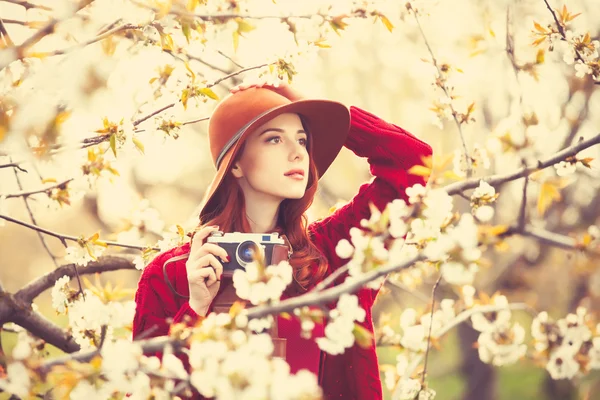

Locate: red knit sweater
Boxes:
[132,105,433,399]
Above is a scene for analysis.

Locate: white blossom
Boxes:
[471,295,511,332]
[474,205,494,222]
[51,275,72,314]
[546,346,580,379]
[406,184,427,204]
[65,242,106,267]
[388,198,411,238]
[233,260,293,305]
[440,261,478,286]
[477,323,527,366]
[423,189,453,227]
[554,161,576,177]
[471,180,495,200]
[316,294,365,355]
[0,362,30,398]
[393,378,421,400]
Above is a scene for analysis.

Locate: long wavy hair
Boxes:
[167,114,328,296]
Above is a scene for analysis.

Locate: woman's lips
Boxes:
[286,173,304,180]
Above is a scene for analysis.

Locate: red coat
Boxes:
[132,105,433,399]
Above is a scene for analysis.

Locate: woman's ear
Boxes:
[231,162,244,178]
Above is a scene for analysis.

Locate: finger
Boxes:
[191,225,220,251]
[195,243,229,264]
[191,266,218,287]
[198,253,224,281]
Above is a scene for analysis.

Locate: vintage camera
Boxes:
[206,231,292,276]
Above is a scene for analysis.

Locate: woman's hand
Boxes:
[186,225,230,316]
[230,78,305,102]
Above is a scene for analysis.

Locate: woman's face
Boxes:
[231,112,310,202]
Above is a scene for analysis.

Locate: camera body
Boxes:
[206,231,292,276]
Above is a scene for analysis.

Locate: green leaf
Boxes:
[182,22,192,44]
[353,323,374,349]
[132,136,145,154]
[198,87,219,100]
[109,134,117,157]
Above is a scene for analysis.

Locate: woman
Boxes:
[132,80,433,399]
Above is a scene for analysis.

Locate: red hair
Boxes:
[196,115,328,294]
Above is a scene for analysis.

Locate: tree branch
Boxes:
[444,133,600,195]
[11,308,80,353]
[15,255,137,303]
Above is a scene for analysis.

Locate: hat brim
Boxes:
[199,99,351,222]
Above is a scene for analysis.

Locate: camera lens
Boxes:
[236,241,263,266]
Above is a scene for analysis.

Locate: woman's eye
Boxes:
[299,138,307,146]
[267,136,281,144]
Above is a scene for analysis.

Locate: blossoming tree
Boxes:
[1,0,600,399]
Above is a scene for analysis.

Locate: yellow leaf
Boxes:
[232,30,239,52]
[533,21,547,33]
[154,0,173,19]
[186,0,199,11]
[536,49,545,64]
[312,38,331,48]
[531,36,547,47]
[229,300,246,318]
[181,89,189,110]
[149,77,157,84]
[566,12,581,22]
[198,87,220,100]
[89,232,100,242]
[407,164,432,178]
[132,136,145,154]
[176,224,185,237]
[379,15,394,33]
[41,177,57,184]
[537,181,562,216]
[236,18,256,34]
[101,36,116,56]
[109,134,117,157]
[184,61,195,82]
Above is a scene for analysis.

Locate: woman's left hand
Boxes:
[230,78,305,102]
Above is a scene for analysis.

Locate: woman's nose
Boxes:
[289,142,305,161]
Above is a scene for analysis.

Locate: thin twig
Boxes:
[421,273,442,387]
[0,0,53,11]
[0,17,15,47]
[0,213,159,252]
[0,0,96,70]
[3,178,73,199]
[409,7,472,177]
[517,160,529,231]
[31,23,141,58]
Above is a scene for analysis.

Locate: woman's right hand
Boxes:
[186,225,230,316]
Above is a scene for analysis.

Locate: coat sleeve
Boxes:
[308,105,433,298]
[309,106,433,400]
[132,251,202,342]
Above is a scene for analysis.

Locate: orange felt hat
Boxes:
[198,87,351,222]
